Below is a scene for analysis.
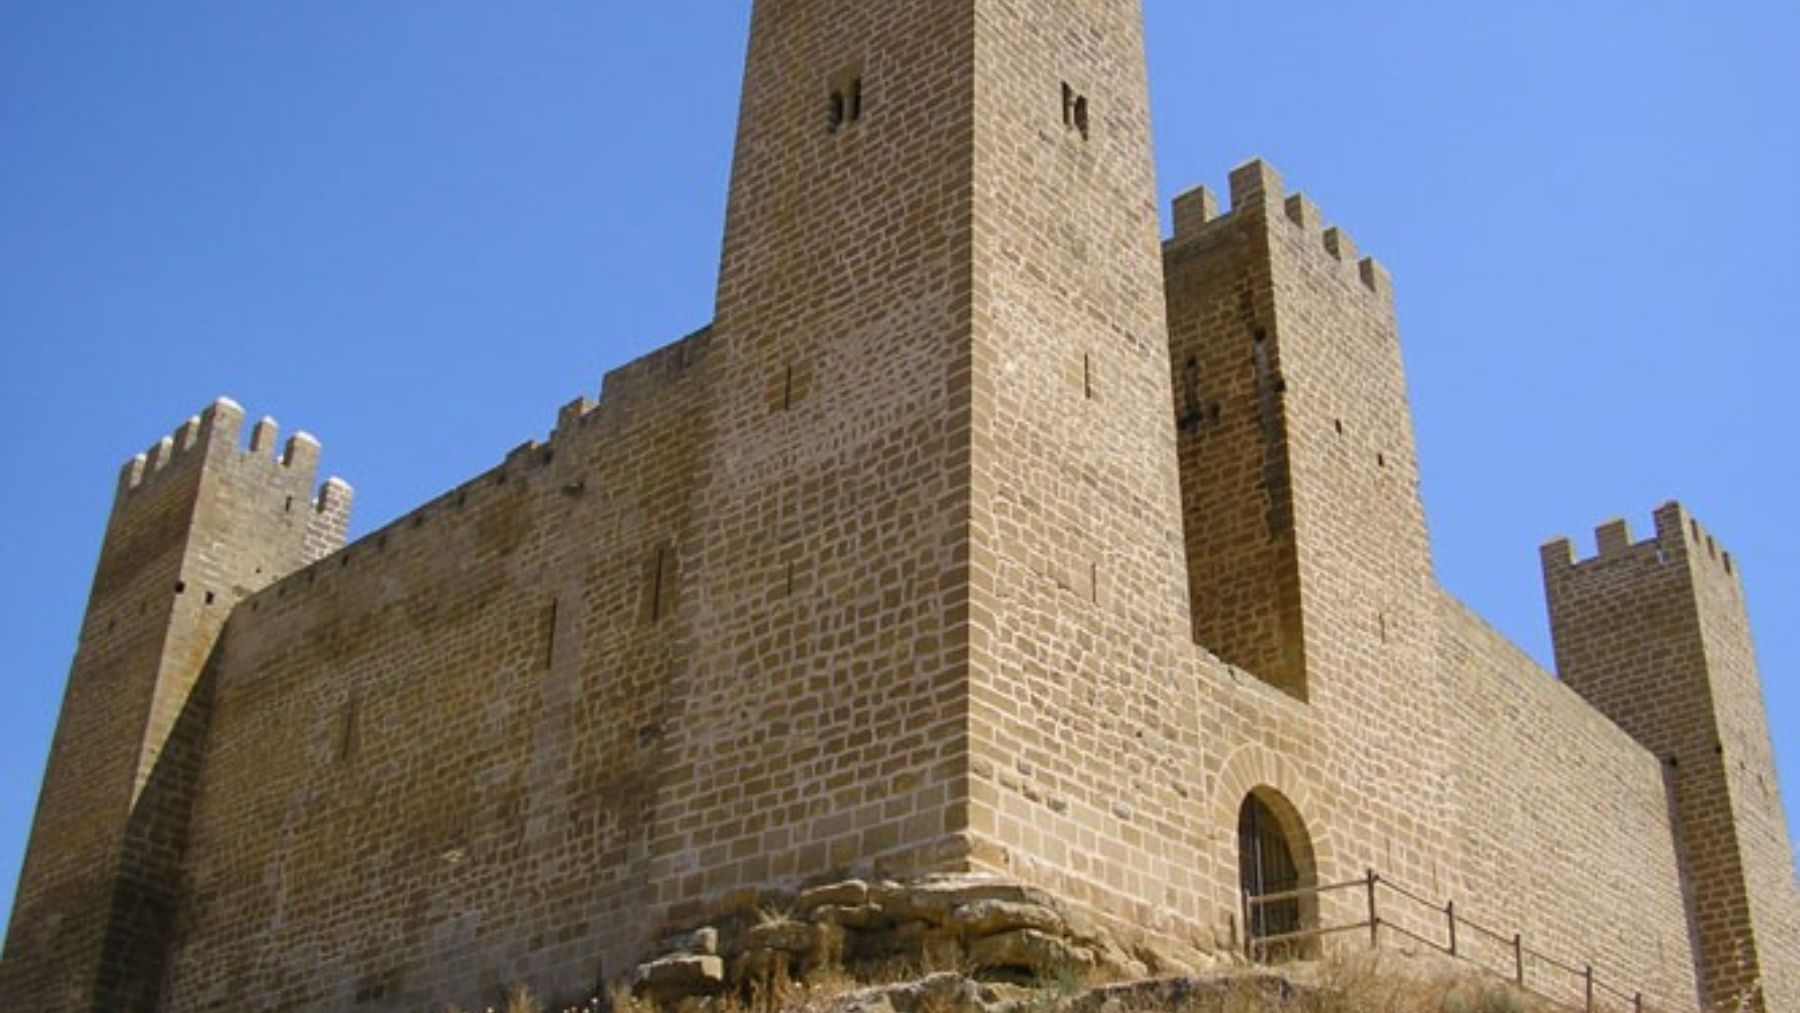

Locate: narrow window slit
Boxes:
[336,698,361,764]
[646,545,673,624]
[1061,83,1091,141]
[650,548,666,621]
[544,599,559,669]
[828,71,863,132]
[1180,356,1203,430]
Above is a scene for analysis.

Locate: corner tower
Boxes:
[1543,504,1800,1012]
[1,400,350,1012]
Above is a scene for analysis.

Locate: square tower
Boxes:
[1544,505,1800,1011]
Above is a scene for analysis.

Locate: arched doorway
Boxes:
[1237,788,1317,960]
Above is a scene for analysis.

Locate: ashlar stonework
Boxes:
[4,2,1798,1012]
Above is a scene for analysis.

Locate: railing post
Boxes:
[1240,887,1252,962]
[1446,900,1457,958]
[1366,870,1380,950]
[1513,933,1524,987]
[1584,966,1594,1013]
[1634,992,1643,1013]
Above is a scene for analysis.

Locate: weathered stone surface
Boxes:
[874,877,1058,927]
[831,973,1000,1013]
[799,880,869,912]
[634,955,724,998]
[659,926,719,957]
[967,930,1096,976]
[742,920,820,955]
[813,904,889,931]
[949,900,1063,938]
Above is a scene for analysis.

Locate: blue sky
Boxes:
[2,1,1796,931]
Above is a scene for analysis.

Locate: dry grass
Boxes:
[1057,955,1547,1013]
[449,952,1575,1013]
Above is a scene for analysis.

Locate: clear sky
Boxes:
[2,1,1796,931]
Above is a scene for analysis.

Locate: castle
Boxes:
[5,2,1798,1010]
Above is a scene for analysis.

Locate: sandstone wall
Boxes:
[10,3,1797,1010]
[0,400,347,1012]
[1438,594,1699,1009]
[1545,507,1800,1011]
[961,0,1233,952]
[163,336,716,1008]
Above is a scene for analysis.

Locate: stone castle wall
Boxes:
[5,2,1798,1011]
[1545,507,1800,1010]
[1438,594,1698,1008]
[161,337,713,1008]
[0,400,350,1009]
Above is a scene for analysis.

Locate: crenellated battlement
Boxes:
[1167,158,1392,297]
[1540,500,1739,582]
[114,396,351,524]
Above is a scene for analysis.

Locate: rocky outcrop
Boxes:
[629,874,1217,1005]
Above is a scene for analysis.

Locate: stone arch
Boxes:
[1237,787,1316,958]
[1208,743,1335,956]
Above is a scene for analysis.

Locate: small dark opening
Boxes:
[204,590,216,605]
[1061,83,1091,141]
[1334,419,1343,435]
[174,581,186,595]
[544,599,559,669]
[648,546,670,623]
[829,91,845,131]
[1179,356,1203,431]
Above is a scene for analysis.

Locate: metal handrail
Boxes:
[1243,875,1372,908]
[1240,869,1650,1013]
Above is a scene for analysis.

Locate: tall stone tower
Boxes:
[1543,505,1800,1012]
[1161,164,1454,896]
[0,401,349,1011]
[683,0,1194,894]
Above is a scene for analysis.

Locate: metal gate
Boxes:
[1238,793,1302,955]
